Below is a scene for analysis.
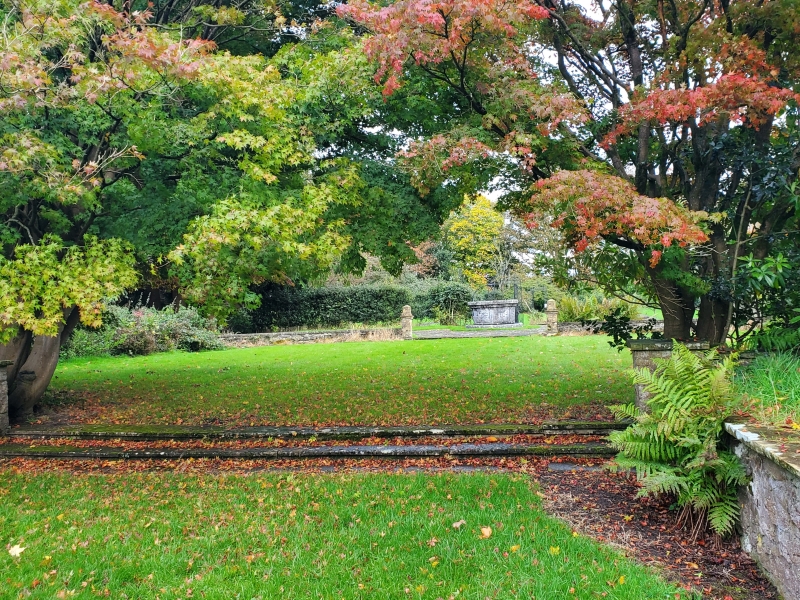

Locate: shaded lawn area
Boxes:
[0,472,683,599]
[47,336,633,427]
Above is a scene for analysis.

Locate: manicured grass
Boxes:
[49,336,633,426]
[0,472,683,599]
[735,352,800,425]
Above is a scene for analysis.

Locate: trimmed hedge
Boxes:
[247,285,412,331]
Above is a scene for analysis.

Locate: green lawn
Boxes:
[0,472,683,599]
[49,336,633,426]
[735,352,800,425]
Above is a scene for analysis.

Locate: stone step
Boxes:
[8,421,626,441]
[0,441,615,460]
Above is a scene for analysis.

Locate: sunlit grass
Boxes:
[0,472,683,599]
[735,352,800,425]
[49,335,633,426]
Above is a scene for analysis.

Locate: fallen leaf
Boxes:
[8,545,25,557]
[480,526,492,539]
[510,545,520,553]
[549,546,560,556]
[452,520,466,529]
[427,537,438,547]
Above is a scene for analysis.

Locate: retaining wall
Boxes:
[220,328,402,348]
[726,423,800,600]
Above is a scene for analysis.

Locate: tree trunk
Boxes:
[695,296,729,346]
[0,327,32,384]
[3,307,79,422]
[649,273,695,340]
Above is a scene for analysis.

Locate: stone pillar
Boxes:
[627,340,709,411]
[0,360,12,435]
[401,305,413,340]
[545,299,558,335]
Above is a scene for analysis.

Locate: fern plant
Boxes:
[609,344,748,537]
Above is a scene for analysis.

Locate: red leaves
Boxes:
[526,170,709,265]
[606,74,799,146]
[337,0,548,97]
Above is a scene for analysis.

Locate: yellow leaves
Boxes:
[618,575,626,585]
[510,544,520,553]
[479,526,493,539]
[8,544,25,557]
[428,556,439,568]
[548,546,560,556]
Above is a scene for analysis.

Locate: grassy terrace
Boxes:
[0,472,683,599]
[48,336,632,427]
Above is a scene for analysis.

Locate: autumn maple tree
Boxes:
[341,0,800,344]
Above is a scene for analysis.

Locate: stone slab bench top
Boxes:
[466,299,519,307]
[725,422,800,479]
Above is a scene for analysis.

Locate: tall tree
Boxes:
[341,0,800,344]
[0,0,445,419]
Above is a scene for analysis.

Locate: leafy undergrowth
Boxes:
[0,471,683,599]
[735,352,800,427]
[45,336,630,427]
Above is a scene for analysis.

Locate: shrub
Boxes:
[61,306,223,358]
[609,344,748,537]
[410,281,473,324]
[249,285,411,331]
[558,295,641,322]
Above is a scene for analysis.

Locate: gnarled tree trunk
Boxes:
[1,307,79,423]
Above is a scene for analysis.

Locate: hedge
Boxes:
[246,285,412,331]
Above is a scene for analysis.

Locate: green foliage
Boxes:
[247,285,411,331]
[580,305,663,352]
[61,306,223,358]
[0,236,137,343]
[411,281,474,324]
[609,345,748,537]
[735,352,800,426]
[558,295,641,322]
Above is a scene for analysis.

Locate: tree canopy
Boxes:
[340,0,800,344]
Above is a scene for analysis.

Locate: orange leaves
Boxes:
[526,170,708,265]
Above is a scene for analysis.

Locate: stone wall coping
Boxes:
[467,299,519,307]
[0,360,13,367]
[220,328,400,339]
[627,339,709,351]
[725,423,800,480]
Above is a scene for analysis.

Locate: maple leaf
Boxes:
[427,537,438,547]
[8,544,26,557]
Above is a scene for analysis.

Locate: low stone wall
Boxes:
[726,423,800,600]
[555,320,665,335]
[220,328,403,348]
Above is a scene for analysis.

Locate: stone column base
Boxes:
[627,340,709,411]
